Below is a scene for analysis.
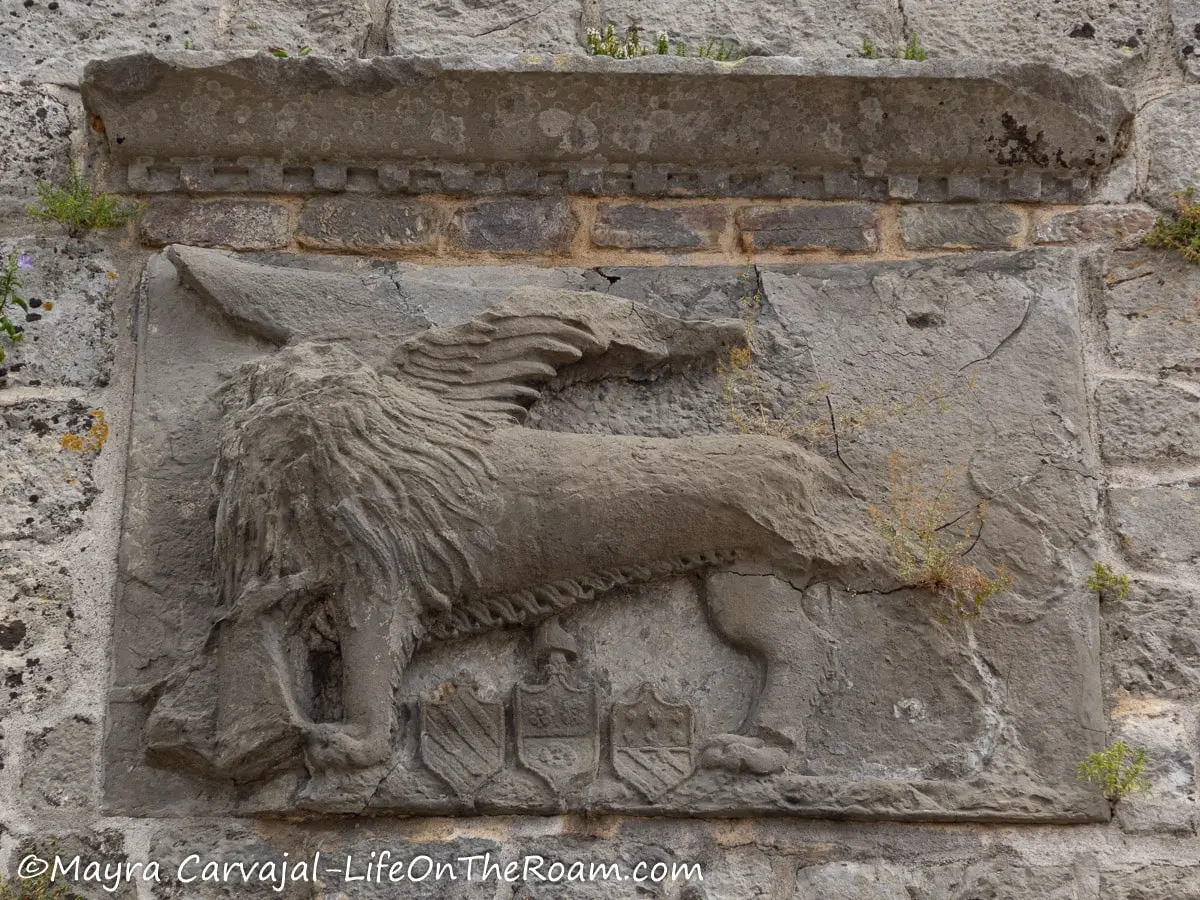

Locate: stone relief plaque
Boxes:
[104,245,1107,821]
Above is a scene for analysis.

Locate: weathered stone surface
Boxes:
[1141,88,1200,211]
[1116,796,1197,835]
[0,0,217,84]
[8,830,131,899]
[738,204,878,251]
[1112,699,1196,801]
[1108,580,1200,697]
[164,245,428,344]
[904,0,1170,85]
[214,0,376,57]
[1035,205,1156,248]
[21,715,96,810]
[452,198,578,254]
[393,264,595,323]
[82,55,1134,186]
[106,249,1106,823]
[1175,0,1200,76]
[591,204,726,250]
[297,197,437,251]
[0,239,117,389]
[1103,865,1200,898]
[1097,379,1200,463]
[596,0,902,59]
[0,551,78,716]
[141,198,290,250]
[1110,482,1200,570]
[899,204,1022,250]
[0,400,102,543]
[1103,251,1200,380]
[794,861,909,899]
[0,87,71,220]
[147,823,319,898]
[390,0,583,56]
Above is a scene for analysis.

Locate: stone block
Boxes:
[1115,797,1197,835]
[1110,482,1200,570]
[1103,251,1200,381]
[1174,0,1200,76]
[297,197,437,251]
[1141,87,1200,212]
[141,198,291,250]
[0,86,71,221]
[1107,580,1200,697]
[0,0,217,84]
[591,204,726,250]
[0,550,78,717]
[903,0,1168,85]
[389,0,583,55]
[452,198,578,254]
[1112,698,1196,801]
[1035,205,1157,248]
[1097,379,1200,463]
[214,0,375,57]
[737,204,878,252]
[794,861,909,899]
[899,204,1023,250]
[0,400,102,543]
[22,715,97,811]
[0,239,117,390]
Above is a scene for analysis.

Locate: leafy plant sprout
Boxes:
[1077,741,1150,803]
[1085,561,1131,601]
[586,24,744,60]
[1143,187,1200,262]
[0,251,34,368]
[26,162,143,238]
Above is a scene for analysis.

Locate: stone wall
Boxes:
[2,2,1200,898]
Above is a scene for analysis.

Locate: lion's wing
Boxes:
[391,286,744,424]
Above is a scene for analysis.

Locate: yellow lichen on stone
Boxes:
[59,409,108,453]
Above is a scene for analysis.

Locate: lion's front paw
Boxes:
[303,723,392,773]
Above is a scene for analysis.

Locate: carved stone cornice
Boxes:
[82,53,1133,201]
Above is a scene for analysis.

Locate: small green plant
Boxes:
[901,32,928,60]
[1076,741,1150,803]
[26,162,143,239]
[0,250,36,368]
[1143,187,1200,263]
[182,38,199,50]
[268,45,311,57]
[0,873,78,900]
[860,39,880,58]
[870,451,1012,618]
[586,24,743,60]
[1086,561,1131,601]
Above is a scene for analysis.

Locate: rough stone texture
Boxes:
[213,0,377,57]
[1103,865,1200,898]
[297,197,437,251]
[390,0,583,56]
[1141,88,1200,211]
[1175,0,1200,76]
[1108,580,1200,697]
[0,238,116,390]
[21,715,96,810]
[596,0,902,59]
[81,55,1133,184]
[0,0,218,84]
[737,204,878,251]
[1112,699,1197,801]
[0,400,102,543]
[1097,378,1200,463]
[1103,251,1200,380]
[1110,482,1200,570]
[452,198,578,254]
[0,87,71,221]
[0,551,76,719]
[794,858,1091,899]
[1035,205,1157,248]
[903,0,1171,85]
[898,204,1023,250]
[591,204,727,250]
[141,198,290,250]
